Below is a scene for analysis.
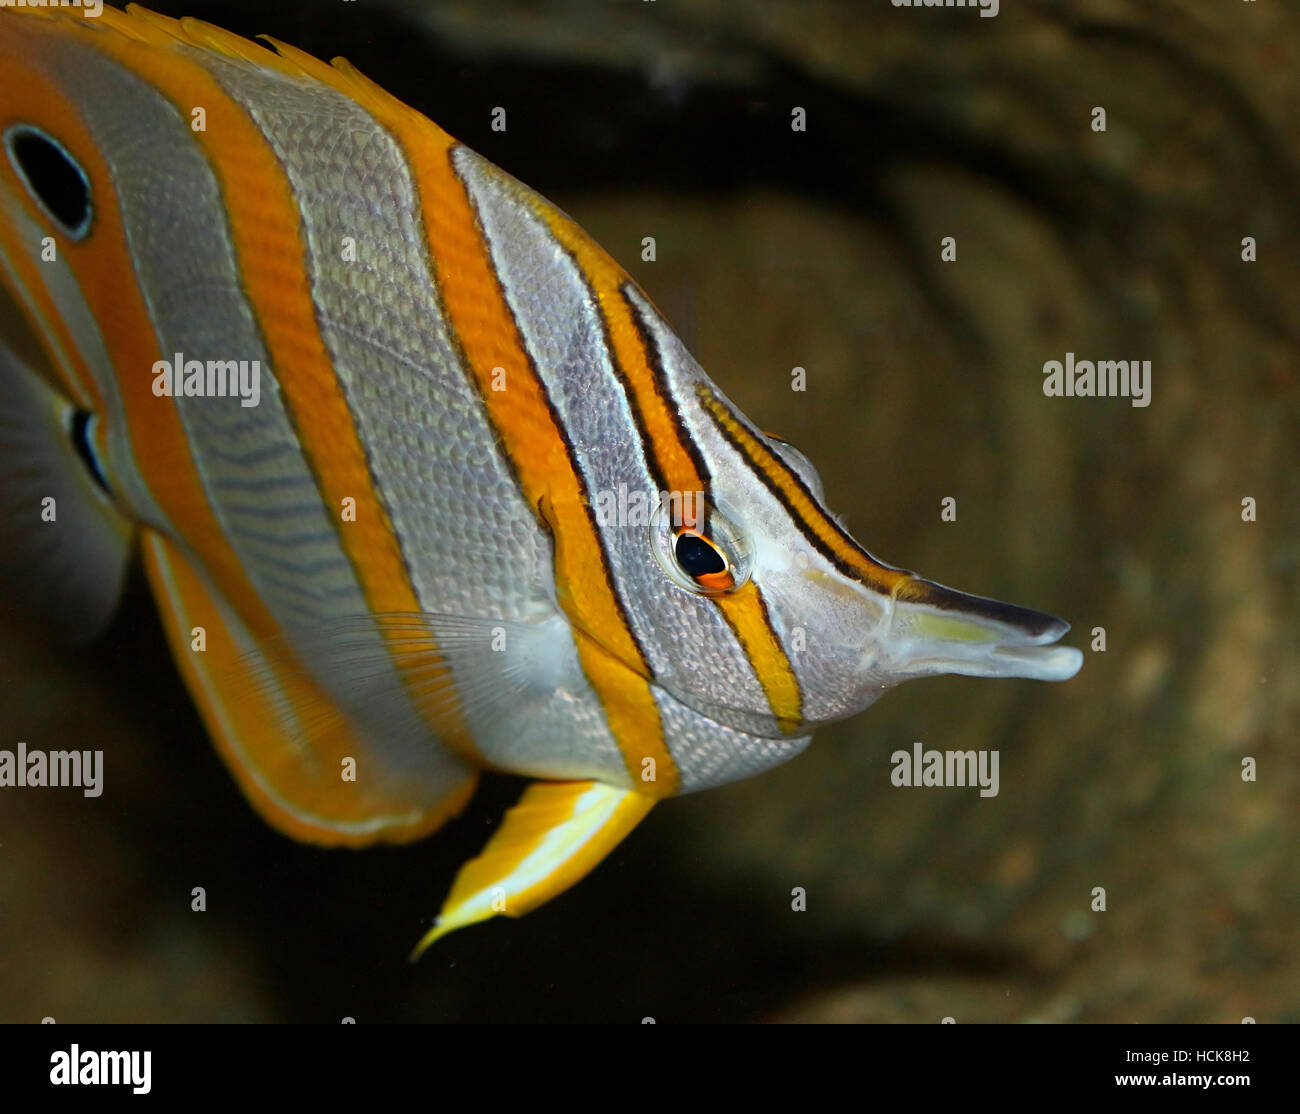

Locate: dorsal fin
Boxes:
[19,4,451,140]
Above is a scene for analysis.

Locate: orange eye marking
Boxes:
[694,570,735,593]
[674,529,735,594]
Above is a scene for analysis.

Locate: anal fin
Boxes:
[140,531,478,847]
[413,779,655,956]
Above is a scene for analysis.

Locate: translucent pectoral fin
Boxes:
[0,332,132,642]
[413,779,656,956]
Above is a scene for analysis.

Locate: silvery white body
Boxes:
[0,15,1081,818]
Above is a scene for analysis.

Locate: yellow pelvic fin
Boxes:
[412,779,656,957]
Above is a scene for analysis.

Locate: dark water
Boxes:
[1,0,1296,1022]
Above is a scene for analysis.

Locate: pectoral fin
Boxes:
[413,779,655,956]
[0,330,131,642]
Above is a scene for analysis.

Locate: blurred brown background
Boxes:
[1,0,1295,1022]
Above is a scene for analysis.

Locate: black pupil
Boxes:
[70,410,109,493]
[675,533,725,577]
[11,130,90,234]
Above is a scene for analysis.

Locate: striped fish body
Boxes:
[0,5,1081,946]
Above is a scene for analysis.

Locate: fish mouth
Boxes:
[880,576,1084,682]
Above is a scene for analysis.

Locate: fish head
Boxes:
[580,350,1082,773]
[643,481,1080,724]
[706,487,1086,721]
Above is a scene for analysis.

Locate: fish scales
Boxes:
[0,4,1082,947]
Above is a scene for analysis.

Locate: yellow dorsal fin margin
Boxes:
[412,780,656,957]
[33,5,436,133]
[6,5,431,132]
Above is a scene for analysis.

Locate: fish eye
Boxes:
[675,532,725,576]
[651,496,753,596]
[4,125,93,240]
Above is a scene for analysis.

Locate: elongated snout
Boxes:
[879,576,1084,682]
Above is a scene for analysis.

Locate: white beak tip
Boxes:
[987,641,1084,682]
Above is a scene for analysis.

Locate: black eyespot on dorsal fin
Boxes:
[4,125,93,240]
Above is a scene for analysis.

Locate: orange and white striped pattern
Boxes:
[0,5,1081,942]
